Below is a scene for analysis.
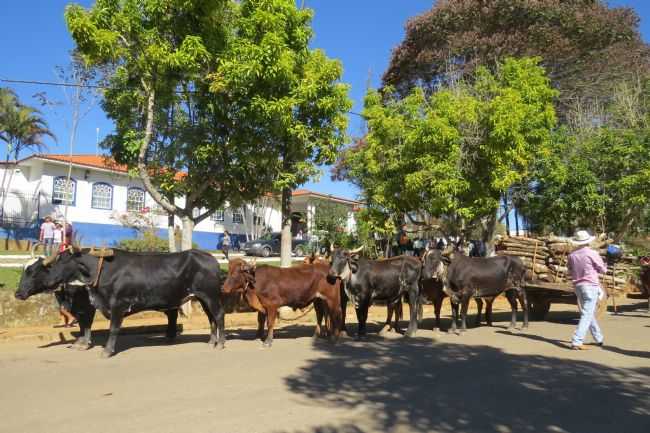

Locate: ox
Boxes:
[422,248,528,333]
[222,259,342,347]
[420,250,496,331]
[15,247,225,357]
[328,248,421,338]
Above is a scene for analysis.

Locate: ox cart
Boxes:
[524,281,576,320]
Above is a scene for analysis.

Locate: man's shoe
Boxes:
[571,345,590,350]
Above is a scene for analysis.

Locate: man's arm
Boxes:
[591,250,607,274]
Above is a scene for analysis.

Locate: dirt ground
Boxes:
[0,299,648,433]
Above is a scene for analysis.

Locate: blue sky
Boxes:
[1,0,649,201]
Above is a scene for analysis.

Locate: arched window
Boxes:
[52,176,76,205]
[126,187,145,212]
[91,182,113,210]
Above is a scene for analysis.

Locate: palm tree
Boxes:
[0,88,56,223]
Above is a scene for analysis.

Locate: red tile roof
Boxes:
[33,154,186,181]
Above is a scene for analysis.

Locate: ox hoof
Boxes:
[71,342,92,351]
[100,350,115,359]
[262,341,273,348]
[215,342,225,350]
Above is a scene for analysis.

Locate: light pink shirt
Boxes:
[567,246,607,286]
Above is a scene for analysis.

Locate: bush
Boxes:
[118,231,169,252]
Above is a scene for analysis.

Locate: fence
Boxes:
[0,190,40,228]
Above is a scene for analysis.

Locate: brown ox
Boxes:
[223,259,341,347]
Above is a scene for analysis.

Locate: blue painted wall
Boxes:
[1,221,246,250]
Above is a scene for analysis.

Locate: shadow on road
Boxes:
[282,338,650,433]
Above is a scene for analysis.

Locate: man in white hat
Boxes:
[567,230,606,350]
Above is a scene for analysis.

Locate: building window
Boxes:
[253,214,263,226]
[126,187,145,212]
[232,211,243,224]
[91,182,113,210]
[211,209,224,222]
[52,176,76,205]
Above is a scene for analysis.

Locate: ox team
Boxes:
[17,237,549,357]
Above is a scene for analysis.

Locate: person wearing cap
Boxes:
[567,230,606,350]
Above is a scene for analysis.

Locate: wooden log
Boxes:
[499,245,551,255]
[506,236,545,245]
[497,250,546,259]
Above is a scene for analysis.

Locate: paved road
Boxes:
[1,301,649,433]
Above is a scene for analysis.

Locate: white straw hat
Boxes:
[571,230,595,246]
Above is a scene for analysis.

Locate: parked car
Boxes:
[242,232,309,257]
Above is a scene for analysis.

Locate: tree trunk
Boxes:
[614,208,638,243]
[181,216,194,251]
[280,187,292,268]
[168,213,176,252]
[502,195,510,235]
[482,212,498,256]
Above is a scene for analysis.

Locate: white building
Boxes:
[0,154,361,249]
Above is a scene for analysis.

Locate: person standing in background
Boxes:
[222,230,231,260]
[39,216,56,256]
[63,221,74,249]
[52,222,63,253]
[567,230,606,350]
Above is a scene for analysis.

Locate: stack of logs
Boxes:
[495,236,639,293]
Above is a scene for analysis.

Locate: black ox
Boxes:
[328,247,421,338]
[15,247,224,357]
[422,249,528,333]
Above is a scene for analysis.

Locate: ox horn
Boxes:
[330,244,334,253]
[349,246,364,254]
[42,251,59,266]
[30,242,40,259]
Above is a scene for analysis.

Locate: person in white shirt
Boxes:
[39,216,56,257]
[52,222,63,253]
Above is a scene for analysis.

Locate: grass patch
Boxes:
[0,268,22,291]
[0,250,30,255]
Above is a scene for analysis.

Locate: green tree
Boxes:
[210,0,351,265]
[312,200,351,248]
[518,79,650,240]
[384,0,648,114]
[66,0,349,253]
[336,57,557,249]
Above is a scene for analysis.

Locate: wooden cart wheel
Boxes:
[529,300,551,320]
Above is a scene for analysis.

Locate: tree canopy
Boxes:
[336,57,557,241]
[66,0,350,249]
[517,79,650,240]
[383,0,649,113]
